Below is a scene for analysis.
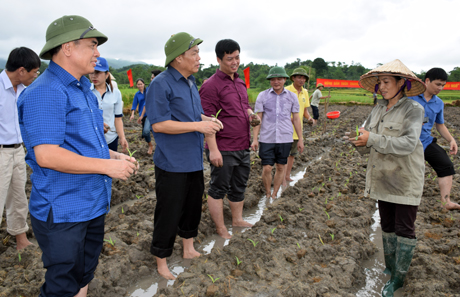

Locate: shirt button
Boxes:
[381,120,383,122]
[95,127,98,130]
[91,109,93,113]
[77,83,80,86]
[102,145,104,148]
[373,165,375,168]
[105,179,107,182]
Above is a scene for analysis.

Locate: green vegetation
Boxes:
[207,274,220,283]
[235,256,242,266]
[247,238,259,248]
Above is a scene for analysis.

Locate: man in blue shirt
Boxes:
[146,32,222,280]
[0,47,40,251]
[18,15,138,297]
[410,68,460,210]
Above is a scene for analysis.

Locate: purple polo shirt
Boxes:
[200,69,251,151]
[255,88,299,143]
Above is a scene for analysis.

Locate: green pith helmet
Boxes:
[164,32,203,67]
[266,66,289,80]
[40,15,108,60]
[290,67,310,81]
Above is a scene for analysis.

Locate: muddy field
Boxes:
[1,105,460,297]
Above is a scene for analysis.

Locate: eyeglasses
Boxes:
[188,38,198,50]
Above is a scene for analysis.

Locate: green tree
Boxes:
[312,58,328,78]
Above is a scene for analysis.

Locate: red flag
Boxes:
[243,67,250,89]
[126,69,133,87]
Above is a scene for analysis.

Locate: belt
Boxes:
[0,143,22,149]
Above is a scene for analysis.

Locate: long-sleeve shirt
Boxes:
[360,97,425,206]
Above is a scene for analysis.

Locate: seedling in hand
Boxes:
[127,148,137,157]
[207,274,220,283]
[235,256,242,266]
[247,238,259,248]
[212,109,222,119]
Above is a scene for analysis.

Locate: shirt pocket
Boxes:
[382,121,402,137]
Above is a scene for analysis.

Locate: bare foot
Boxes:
[183,249,201,259]
[147,145,153,155]
[216,227,232,239]
[156,257,176,280]
[233,220,253,228]
[16,233,32,251]
[158,266,176,280]
[285,177,294,182]
[442,201,460,210]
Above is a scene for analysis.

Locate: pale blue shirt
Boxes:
[0,70,25,144]
[254,87,300,144]
[91,83,123,144]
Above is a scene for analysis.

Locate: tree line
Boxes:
[16,58,460,90]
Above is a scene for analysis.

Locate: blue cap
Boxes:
[94,57,109,72]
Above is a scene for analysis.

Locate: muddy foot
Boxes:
[285,177,294,182]
[216,227,232,239]
[233,220,253,228]
[16,234,33,251]
[147,146,153,155]
[442,201,460,210]
[183,250,201,259]
[158,266,176,280]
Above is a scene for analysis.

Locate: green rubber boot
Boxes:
[382,232,396,275]
[382,236,416,297]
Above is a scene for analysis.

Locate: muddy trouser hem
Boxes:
[150,166,204,258]
[378,200,418,239]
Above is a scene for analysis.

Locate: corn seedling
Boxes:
[212,109,222,119]
[235,256,242,266]
[247,238,259,248]
[136,195,142,199]
[318,235,324,245]
[104,236,115,246]
[296,242,301,249]
[324,209,330,220]
[329,177,331,181]
[251,161,255,165]
[325,197,328,204]
[298,207,304,211]
[207,274,220,283]
[127,148,137,157]
[136,232,139,237]
[330,233,335,240]
[279,214,284,223]
[18,252,21,262]
[149,167,155,171]
[271,227,277,234]
[121,207,124,214]
[450,213,454,221]
[355,125,359,140]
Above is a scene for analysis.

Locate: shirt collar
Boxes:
[167,66,196,83]
[269,87,287,95]
[0,70,25,93]
[216,68,239,80]
[90,83,112,93]
[47,60,91,90]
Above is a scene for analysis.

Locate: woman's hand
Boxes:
[349,128,369,147]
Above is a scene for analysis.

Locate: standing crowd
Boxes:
[0,14,458,297]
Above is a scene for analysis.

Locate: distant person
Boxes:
[18,15,137,297]
[0,47,39,251]
[409,68,460,210]
[130,78,154,154]
[200,39,258,239]
[348,59,425,297]
[146,32,222,280]
[309,83,331,124]
[90,57,129,153]
[284,68,313,184]
[251,66,304,199]
[150,69,162,82]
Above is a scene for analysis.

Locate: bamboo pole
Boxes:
[323,88,331,134]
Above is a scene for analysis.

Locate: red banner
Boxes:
[126,69,133,87]
[316,78,360,88]
[444,82,460,90]
[243,67,250,89]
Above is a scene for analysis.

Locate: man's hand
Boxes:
[119,137,129,154]
[209,149,223,167]
[137,117,142,124]
[297,139,304,154]
[129,114,134,121]
[106,159,137,180]
[197,121,222,134]
[249,113,261,127]
[103,123,110,134]
[251,140,259,152]
[450,139,458,155]
[345,128,369,147]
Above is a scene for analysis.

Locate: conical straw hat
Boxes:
[359,59,425,97]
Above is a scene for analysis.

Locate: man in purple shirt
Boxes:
[251,66,304,199]
[200,39,259,239]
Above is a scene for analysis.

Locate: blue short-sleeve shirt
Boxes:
[409,94,444,150]
[145,66,204,172]
[18,61,112,223]
[131,90,146,116]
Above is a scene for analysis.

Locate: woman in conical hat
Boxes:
[348,59,426,297]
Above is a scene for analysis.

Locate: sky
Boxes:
[1,0,459,74]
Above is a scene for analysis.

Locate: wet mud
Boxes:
[1,105,460,297]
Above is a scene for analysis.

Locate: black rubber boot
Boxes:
[382,236,416,297]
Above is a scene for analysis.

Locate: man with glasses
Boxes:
[18,15,137,297]
[146,32,222,280]
[0,47,40,251]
